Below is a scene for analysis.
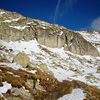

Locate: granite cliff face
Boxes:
[0,9,99,56]
[0,9,100,100]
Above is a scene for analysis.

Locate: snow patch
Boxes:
[9,25,30,30]
[48,67,75,82]
[59,31,63,36]
[0,62,22,70]
[0,12,5,15]
[0,40,41,54]
[3,18,20,23]
[48,47,69,59]
[0,81,12,96]
[77,31,100,43]
[28,70,37,74]
[58,88,85,100]
[40,26,46,29]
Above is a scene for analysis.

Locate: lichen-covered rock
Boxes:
[0,53,9,63]
[38,64,49,72]
[26,79,35,89]
[13,52,30,67]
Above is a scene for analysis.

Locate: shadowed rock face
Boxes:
[64,30,100,56]
[0,9,99,56]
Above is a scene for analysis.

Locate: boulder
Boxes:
[13,52,30,67]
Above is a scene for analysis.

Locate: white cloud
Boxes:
[54,0,78,23]
[91,17,100,31]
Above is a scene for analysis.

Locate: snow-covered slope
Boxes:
[78,31,100,52]
[0,39,100,99]
[58,88,85,100]
[0,39,100,88]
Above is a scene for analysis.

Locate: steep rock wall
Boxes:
[0,9,99,56]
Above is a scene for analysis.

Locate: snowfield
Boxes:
[0,81,12,96]
[0,40,41,54]
[77,31,100,52]
[0,39,100,88]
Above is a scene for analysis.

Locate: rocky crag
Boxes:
[0,9,100,100]
[0,9,100,56]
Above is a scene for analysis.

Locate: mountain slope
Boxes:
[0,9,100,100]
[0,9,100,56]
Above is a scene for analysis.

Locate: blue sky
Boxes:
[0,0,100,31]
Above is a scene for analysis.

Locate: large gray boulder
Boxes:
[13,52,30,67]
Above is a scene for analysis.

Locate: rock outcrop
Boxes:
[64,30,99,56]
[13,52,30,67]
[0,9,99,56]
